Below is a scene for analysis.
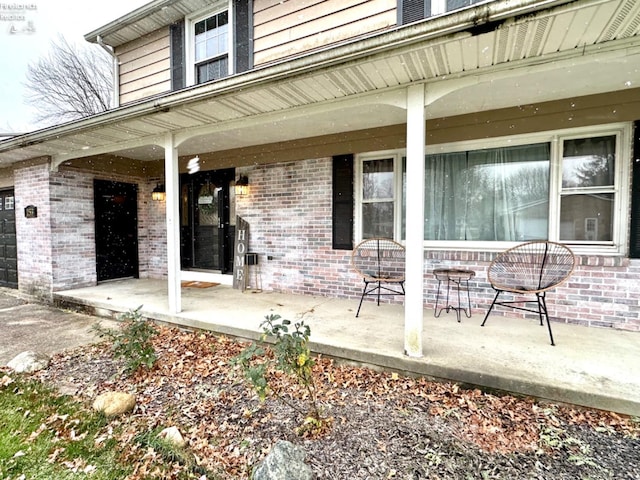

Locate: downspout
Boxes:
[96,35,120,109]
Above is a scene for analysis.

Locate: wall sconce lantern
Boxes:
[152,183,166,201]
[234,175,249,196]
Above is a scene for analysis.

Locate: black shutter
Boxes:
[170,21,185,91]
[399,0,429,25]
[630,121,640,258]
[332,155,354,250]
[234,0,253,73]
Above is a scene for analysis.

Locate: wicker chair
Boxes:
[351,238,405,317]
[481,241,575,345]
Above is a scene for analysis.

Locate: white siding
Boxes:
[253,0,396,65]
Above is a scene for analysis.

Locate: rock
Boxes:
[7,351,50,373]
[159,426,186,447]
[252,440,313,480]
[92,392,136,416]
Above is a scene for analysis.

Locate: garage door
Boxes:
[0,190,17,288]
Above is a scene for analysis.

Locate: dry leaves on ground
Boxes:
[35,326,640,479]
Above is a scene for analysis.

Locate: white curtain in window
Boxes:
[424,143,550,241]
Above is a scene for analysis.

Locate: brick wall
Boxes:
[424,252,640,331]
[237,157,640,331]
[237,159,361,300]
[14,163,53,299]
[139,180,168,279]
[14,162,166,297]
[49,169,96,290]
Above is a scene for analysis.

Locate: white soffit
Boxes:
[2,0,639,165]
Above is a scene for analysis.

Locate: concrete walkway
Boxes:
[51,278,640,417]
[0,290,117,364]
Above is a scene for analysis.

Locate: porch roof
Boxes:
[53,278,640,416]
[0,0,639,169]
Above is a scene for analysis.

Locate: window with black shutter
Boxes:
[234,0,252,73]
[630,121,640,258]
[399,0,429,25]
[332,155,354,250]
[170,21,185,91]
[171,1,252,89]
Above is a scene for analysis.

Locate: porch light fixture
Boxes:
[235,175,249,196]
[152,183,165,201]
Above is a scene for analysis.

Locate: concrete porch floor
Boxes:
[54,278,640,417]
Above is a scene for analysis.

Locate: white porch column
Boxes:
[164,133,182,313]
[404,84,426,357]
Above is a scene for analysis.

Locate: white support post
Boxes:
[165,133,182,313]
[404,84,426,357]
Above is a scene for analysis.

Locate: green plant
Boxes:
[0,373,130,479]
[93,306,158,376]
[538,425,602,470]
[232,314,323,429]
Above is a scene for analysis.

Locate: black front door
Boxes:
[94,180,139,282]
[0,190,17,288]
[180,169,234,273]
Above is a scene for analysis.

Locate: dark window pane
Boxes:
[218,10,228,27]
[195,19,205,35]
[196,56,229,84]
[363,202,394,239]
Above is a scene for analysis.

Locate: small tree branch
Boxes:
[23,34,113,127]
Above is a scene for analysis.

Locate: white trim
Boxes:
[164,133,182,313]
[404,84,426,358]
[185,0,233,87]
[354,150,402,241]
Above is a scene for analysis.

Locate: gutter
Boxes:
[84,0,180,44]
[0,0,581,155]
[96,35,120,109]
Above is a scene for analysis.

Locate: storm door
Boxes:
[0,190,17,288]
[180,169,235,273]
[94,180,139,282]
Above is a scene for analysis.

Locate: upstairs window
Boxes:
[399,0,490,24]
[194,10,230,84]
[171,1,251,90]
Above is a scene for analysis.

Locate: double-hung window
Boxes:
[355,124,630,254]
[356,155,403,239]
[187,3,231,85]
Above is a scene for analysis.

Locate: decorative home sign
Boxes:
[24,205,37,218]
[233,216,249,291]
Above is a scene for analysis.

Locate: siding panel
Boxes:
[116,28,172,104]
[254,0,396,65]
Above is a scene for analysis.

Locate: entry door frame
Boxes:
[94,180,139,282]
[0,189,17,288]
[180,169,235,274]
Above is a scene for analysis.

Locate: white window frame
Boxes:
[354,123,631,255]
[354,151,404,242]
[185,1,233,87]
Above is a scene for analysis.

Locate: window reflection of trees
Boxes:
[425,143,550,241]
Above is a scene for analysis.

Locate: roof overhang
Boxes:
[1,0,639,169]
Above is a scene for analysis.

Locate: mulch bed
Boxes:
[34,326,640,479]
